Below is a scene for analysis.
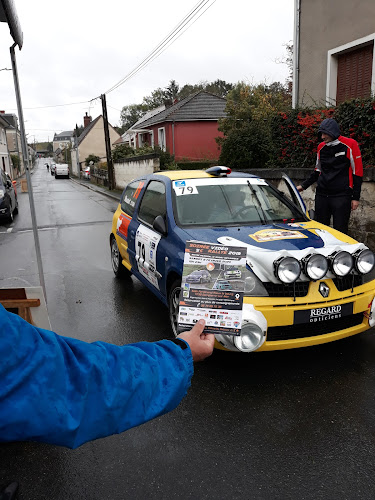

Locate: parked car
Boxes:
[224,266,242,279]
[5,172,17,196]
[82,166,90,179]
[185,269,211,284]
[50,163,56,176]
[55,163,69,179]
[109,166,375,353]
[0,169,18,223]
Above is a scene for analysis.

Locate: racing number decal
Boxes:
[135,225,161,289]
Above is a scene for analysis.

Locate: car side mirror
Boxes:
[153,215,167,236]
[6,180,12,188]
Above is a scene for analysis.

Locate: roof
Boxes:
[77,116,102,145]
[137,91,227,128]
[0,114,17,128]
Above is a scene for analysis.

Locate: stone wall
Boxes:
[114,154,160,190]
[239,167,375,251]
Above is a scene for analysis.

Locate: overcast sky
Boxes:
[0,0,294,143]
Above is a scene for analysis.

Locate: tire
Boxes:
[168,279,181,337]
[110,236,131,279]
[13,199,18,215]
[7,206,13,223]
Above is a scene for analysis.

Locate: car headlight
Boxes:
[302,253,328,281]
[274,256,301,283]
[234,322,265,352]
[354,249,375,275]
[0,188,4,199]
[330,251,353,277]
[244,272,268,296]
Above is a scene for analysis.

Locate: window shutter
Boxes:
[336,43,373,103]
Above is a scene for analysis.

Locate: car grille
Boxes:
[267,313,364,341]
[263,274,364,298]
[263,282,310,297]
[333,275,363,291]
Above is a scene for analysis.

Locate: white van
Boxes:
[55,164,69,179]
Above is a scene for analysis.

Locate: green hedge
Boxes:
[219,97,375,170]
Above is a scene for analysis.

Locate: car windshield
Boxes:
[172,177,306,226]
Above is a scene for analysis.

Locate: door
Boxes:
[128,180,168,294]
[116,179,145,271]
[279,173,307,215]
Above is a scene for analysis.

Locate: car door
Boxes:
[127,179,168,295]
[279,173,307,215]
[1,171,14,211]
[116,179,146,271]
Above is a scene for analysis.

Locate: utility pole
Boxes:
[100,93,114,190]
[10,43,47,301]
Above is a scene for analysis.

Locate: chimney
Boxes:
[83,112,92,128]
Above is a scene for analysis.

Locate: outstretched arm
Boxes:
[0,305,212,448]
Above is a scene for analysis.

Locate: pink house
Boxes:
[122,91,226,162]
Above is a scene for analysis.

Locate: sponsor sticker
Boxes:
[294,302,353,324]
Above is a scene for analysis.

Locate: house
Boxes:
[116,105,166,149]
[53,130,74,163]
[70,113,121,176]
[0,112,23,176]
[0,115,12,176]
[118,91,226,162]
[293,0,375,107]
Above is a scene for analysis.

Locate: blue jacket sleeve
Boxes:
[0,305,193,448]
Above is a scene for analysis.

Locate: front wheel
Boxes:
[168,279,181,337]
[110,237,131,279]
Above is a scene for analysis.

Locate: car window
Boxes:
[138,181,166,227]
[121,180,145,217]
[0,170,7,187]
[172,178,307,227]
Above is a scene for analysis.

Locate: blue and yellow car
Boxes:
[110,166,375,353]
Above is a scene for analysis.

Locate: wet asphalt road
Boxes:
[1,161,375,499]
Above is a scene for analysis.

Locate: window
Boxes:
[138,181,166,227]
[326,34,375,105]
[121,180,145,217]
[158,127,166,151]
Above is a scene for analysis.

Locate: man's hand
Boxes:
[296,185,304,192]
[177,320,214,362]
[351,200,359,211]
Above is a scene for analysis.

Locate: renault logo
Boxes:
[319,282,330,298]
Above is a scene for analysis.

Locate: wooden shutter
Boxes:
[336,43,373,103]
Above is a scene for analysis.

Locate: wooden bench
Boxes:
[0,288,40,324]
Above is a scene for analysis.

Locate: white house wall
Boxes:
[78,117,120,165]
[298,0,375,106]
[114,157,160,190]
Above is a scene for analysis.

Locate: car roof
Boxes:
[155,170,259,181]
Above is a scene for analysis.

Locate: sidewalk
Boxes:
[70,176,122,202]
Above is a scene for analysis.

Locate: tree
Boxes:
[85,154,101,166]
[217,82,291,168]
[120,104,147,131]
[112,144,135,162]
[205,79,234,98]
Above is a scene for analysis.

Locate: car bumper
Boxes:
[215,278,375,351]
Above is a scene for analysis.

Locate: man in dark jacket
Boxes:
[297,118,363,234]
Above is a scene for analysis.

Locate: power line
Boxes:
[104,0,216,95]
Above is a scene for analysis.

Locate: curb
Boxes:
[70,177,121,202]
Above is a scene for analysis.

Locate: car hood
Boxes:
[183,222,367,283]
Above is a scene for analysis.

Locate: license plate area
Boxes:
[294,302,353,325]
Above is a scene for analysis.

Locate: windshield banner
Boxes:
[178,241,249,336]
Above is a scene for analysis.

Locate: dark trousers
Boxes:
[314,193,352,234]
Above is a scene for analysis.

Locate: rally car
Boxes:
[110,166,375,353]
